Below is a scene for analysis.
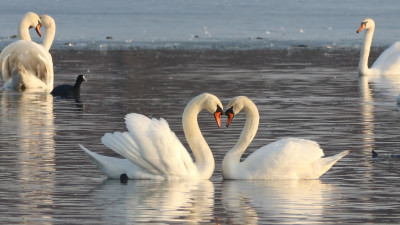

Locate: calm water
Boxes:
[1,48,400,224]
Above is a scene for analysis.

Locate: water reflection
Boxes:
[358,76,375,154]
[222,180,332,224]
[2,48,400,223]
[0,90,55,223]
[368,74,400,100]
[91,179,214,224]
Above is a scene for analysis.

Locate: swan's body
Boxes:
[222,96,349,180]
[0,13,55,92]
[357,18,400,76]
[80,93,223,180]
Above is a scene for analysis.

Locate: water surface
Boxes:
[1,49,400,224]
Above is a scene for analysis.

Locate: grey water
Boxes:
[1,0,400,49]
[1,0,400,224]
[1,48,400,224]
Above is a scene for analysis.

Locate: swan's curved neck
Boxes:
[359,27,374,76]
[18,20,32,41]
[222,99,259,177]
[42,24,56,51]
[182,97,215,179]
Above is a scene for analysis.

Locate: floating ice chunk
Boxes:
[203,27,212,38]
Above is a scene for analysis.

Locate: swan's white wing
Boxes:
[0,40,53,91]
[371,42,400,75]
[245,138,323,166]
[1,53,11,82]
[241,138,324,179]
[101,131,161,174]
[101,113,197,178]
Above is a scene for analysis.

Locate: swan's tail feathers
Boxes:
[101,132,161,175]
[315,150,350,178]
[79,144,132,179]
[4,63,47,91]
[4,64,26,91]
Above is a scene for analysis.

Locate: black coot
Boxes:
[51,75,86,99]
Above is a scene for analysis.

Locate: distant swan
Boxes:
[0,12,55,92]
[222,96,349,180]
[357,18,400,76]
[79,93,223,180]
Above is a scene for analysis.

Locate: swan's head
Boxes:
[225,96,249,128]
[357,18,375,33]
[22,12,42,37]
[199,93,223,128]
[39,14,56,30]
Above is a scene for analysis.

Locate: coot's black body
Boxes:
[51,75,86,99]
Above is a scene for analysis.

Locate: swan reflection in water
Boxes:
[222,180,332,224]
[90,179,214,224]
[367,74,400,103]
[358,76,375,155]
[0,90,55,223]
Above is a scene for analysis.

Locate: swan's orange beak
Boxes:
[213,105,223,128]
[35,23,42,37]
[357,22,366,33]
[225,107,234,128]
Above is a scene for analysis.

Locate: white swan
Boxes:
[79,93,223,180]
[222,96,349,180]
[0,12,55,92]
[357,18,400,76]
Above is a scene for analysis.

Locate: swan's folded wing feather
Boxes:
[101,132,160,174]
[36,53,53,84]
[18,45,53,84]
[372,42,400,73]
[0,53,11,82]
[102,113,195,177]
[244,138,324,171]
[126,113,195,175]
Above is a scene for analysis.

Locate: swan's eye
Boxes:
[225,107,234,116]
[215,105,223,113]
[225,107,235,128]
[213,105,223,128]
